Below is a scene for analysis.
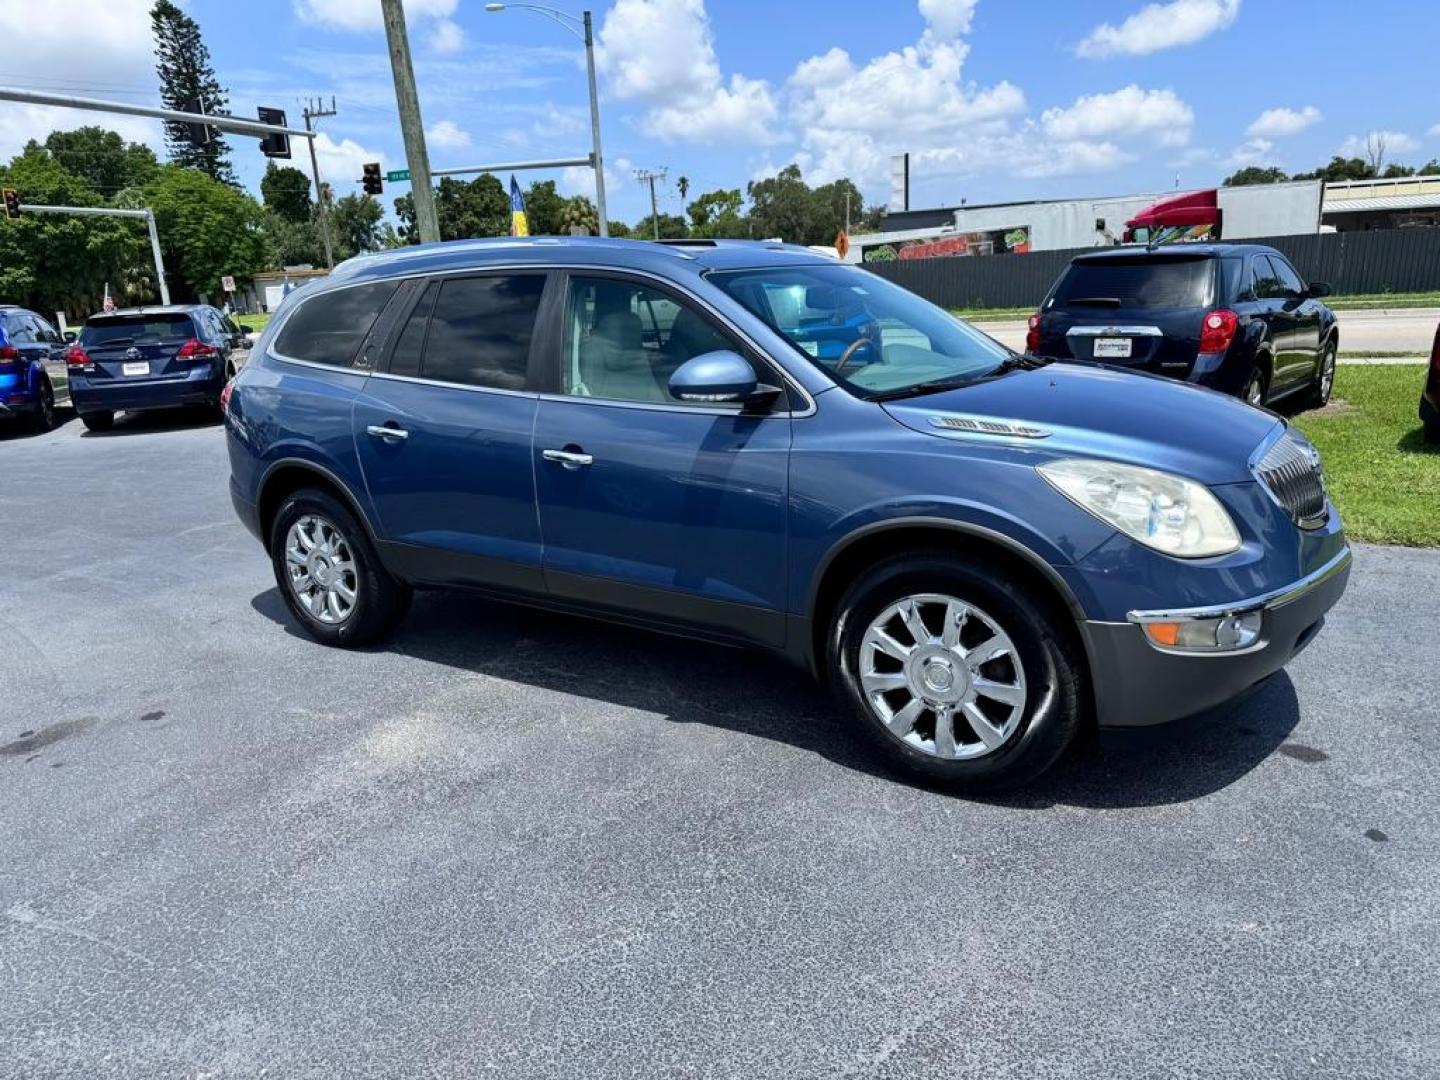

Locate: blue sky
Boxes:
[5,0,1439,225]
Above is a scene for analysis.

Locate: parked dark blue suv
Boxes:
[226,238,1350,790]
[1029,244,1338,409]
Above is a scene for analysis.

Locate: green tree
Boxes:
[396,174,511,241]
[330,193,383,260]
[633,211,689,239]
[560,195,599,236]
[144,164,265,298]
[1382,163,1417,178]
[1222,165,1290,187]
[746,164,849,245]
[0,147,149,314]
[1292,156,1376,183]
[260,163,313,224]
[522,179,566,235]
[37,127,158,196]
[151,0,235,184]
[607,219,633,239]
[1420,160,1440,177]
[259,212,322,269]
[686,187,747,238]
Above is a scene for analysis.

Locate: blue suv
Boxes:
[226,238,1350,790]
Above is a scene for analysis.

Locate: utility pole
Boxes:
[634,167,666,239]
[303,97,337,269]
[380,0,439,245]
[845,190,851,233]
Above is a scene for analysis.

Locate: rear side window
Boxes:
[418,275,546,390]
[1052,258,1215,309]
[82,314,195,347]
[1250,256,1285,300]
[387,282,437,378]
[274,281,399,367]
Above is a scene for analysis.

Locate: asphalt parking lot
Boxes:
[2,410,1437,1079]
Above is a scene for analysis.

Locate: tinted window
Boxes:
[7,314,37,344]
[1052,258,1215,309]
[274,281,399,367]
[565,276,736,404]
[388,282,436,378]
[1250,256,1285,300]
[1270,256,1306,296]
[420,275,545,390]
[81,314,195,346]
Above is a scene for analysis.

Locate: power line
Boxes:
[633,166,667,239]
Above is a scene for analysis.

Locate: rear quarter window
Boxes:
[274,281,400,367]
[1052,258,1216,309]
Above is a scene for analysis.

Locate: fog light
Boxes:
[1141,611,1262,652]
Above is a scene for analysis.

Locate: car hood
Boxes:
[880,361,1282,485]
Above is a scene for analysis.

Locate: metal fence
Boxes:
[863,227,1440,310]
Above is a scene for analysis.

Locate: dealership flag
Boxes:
[102,283,115,313]
[509,175,529,237]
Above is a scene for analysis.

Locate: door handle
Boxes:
[542,448,593,468]
[366,423,409,441]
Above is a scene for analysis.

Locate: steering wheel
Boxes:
[833,337,871,375]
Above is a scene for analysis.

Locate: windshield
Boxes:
[81,314,195,347]
[708,264,1012,398]
[1050,257,1215,310]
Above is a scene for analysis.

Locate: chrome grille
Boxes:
[1254,429,1328,528]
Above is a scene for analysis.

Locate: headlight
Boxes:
[1038,458,1241,558]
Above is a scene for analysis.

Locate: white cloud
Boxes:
[560,156,628,200]
[1077,0,1241,59]
[1041,86,1194,147]
[1431,123,1440,138]
[1339,130,1420,158]
[294,0,455,32]
[425,120,470,150]
[1223,137,1278,168]
[1017,141,1136,179]
[313,132,385,191]
[596,0,779,143]
[917,0,980,40]
[426,19,465,55]
[1247,106,1321,139]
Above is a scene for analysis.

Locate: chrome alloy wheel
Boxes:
[859,593,1027,760]
[1319,346,1336,402]
[284,514,358,625]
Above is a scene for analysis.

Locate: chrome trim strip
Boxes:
[1065,325,1164,337]
[926,413,1052,439]
[369,370,536,399]
[1127,546,1351,624]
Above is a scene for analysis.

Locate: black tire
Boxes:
[1425,420,1440,446]
[269,487,411,647]
[827,552,1087,792]
[80,410,114,432]
[1242,366,1267,409]
[1305,339,1337,409]
[30,377,56,432]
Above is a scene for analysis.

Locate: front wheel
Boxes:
[828,553,1086,792]
[30,378,56,432]
[270,488,411,647]
[1305,340,1337,409]
[1242,368,1267,408]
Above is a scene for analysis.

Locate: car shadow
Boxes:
[1397,427,1439,455]
[79,406,222,437]
[0,408,78,441]
[249,586,1300,809]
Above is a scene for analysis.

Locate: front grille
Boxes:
[1254,429,1328,528]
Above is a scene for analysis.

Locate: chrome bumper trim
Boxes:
[1127,546,1352,625]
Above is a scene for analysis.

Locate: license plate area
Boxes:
[122,361,149,376]
[1093,338,1133,359]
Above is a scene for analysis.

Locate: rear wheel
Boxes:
[1305,340,1337,409]
[1242,367,1267,408]
[270,488,411,647]
[828,553,1086,792]
[30,378,56,432]
[1425,419,1440,445]
[79,410,114,432]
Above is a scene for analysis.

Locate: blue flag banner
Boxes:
[510,175,529,237]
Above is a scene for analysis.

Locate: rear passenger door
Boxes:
[353,271,554,593]
[1249,255,1294,381]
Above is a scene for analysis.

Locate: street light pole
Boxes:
[485,4,609,237]
[380,0,440,245]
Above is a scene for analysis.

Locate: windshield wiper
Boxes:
[874,355,1047,401]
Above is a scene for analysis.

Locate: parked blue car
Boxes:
[70,304,247,431]
[225,238,1350,790]
[0,304,72,432]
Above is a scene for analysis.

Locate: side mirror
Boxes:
[63,330,77,343]
[668,350,762,404]
[1306,281,1333,298]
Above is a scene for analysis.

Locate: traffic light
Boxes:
[257,107,291,159]
[181,95,212,148]
[362,162,383,196]
[2,189,19,220]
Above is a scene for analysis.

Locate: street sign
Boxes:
[385,169,410,182]
[221,275,236,293]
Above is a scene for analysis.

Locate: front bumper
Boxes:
[1084,546,1351,727]
[71,365,224,413]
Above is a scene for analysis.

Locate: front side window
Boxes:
[564,276,736,404]
[709,263,1010,399]
[418,274,545,390]
[1270,256,1306,297]
[273,281,399,367]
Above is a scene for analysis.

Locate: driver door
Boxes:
[532,272,793,647]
